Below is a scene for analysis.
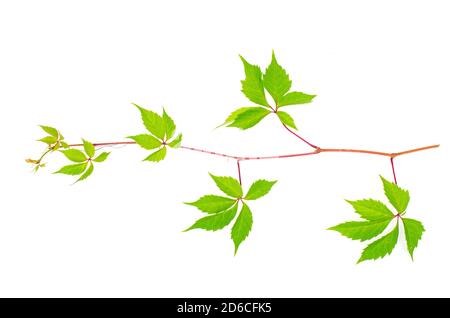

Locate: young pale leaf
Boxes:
[39,125,59,137]
[185,195,236,214]
[82,139,95,158]
[133,103,165,140]
[54,162,88,175]
[402,218,425,260]
[128,134,161,150]
[144,146,167,162]
[38,136,58,145]
[358,223,399,263]
[328,219,392,242]
[278,92,316,107]
[380,176,410,213]
[239,55,270,107]
[162,108,176,140]
[277,111,297,130]
[209,173,243,198]
[76,162,94,182]
[231,202,253,255]
[60,141,69,148]
[245,180,277,200]
[93,152,110,162]
[218,107,256,128]
[263,51,291,104]
[227,107,271,130]
[184,203,238,232]
[168,133,182,148]
[346,199,395,221]
[60,149,87,162]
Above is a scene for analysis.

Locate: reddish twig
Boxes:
[390,157,398,184]
[282,124,318,149]
[237,160,242,185]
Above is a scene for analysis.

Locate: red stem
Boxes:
[390,157,398,184]
[237,160,242,185]
[282,124,318,149]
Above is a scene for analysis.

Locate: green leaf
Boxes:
[128,134,161,150]
[184,203,238,232]
[76,162,94,182]
[239,55,270,107]
[38,136,57,145]
[162,108,176,140]
[53,162,88,175]
[346,199,395,221]
[168,133,182,148]
[328,219,392,242]
[39,125,59,137]
[82,139,95,158]
[380,176,410,213]
[144,146,167,162]
[93,152,110,162]
[263,51,291,104]
[218,107,256,128]
[209,173,243,198]
[358,223,399,263]
[133,103,165,140]
[402,218,425,260]
[278,92,316,107]
[227,107,271,130]
[245,180,277,200]
[60,149,87,162]
[231,202,253,255]
[276,111,297,130]
[60,141,69,148]
[185,195,236,214]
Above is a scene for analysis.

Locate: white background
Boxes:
[0,0,448,297]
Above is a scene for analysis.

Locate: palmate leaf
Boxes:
[133,103,165,140]
[358,223,399,263]
[93,152,110,162]
[128,134,161,150]
[330,176,424,263]
[231,203,253,255]
[144,146,167,162]
[76,162,94,183]
[168,133,182,148]
[184,203,238,232]
[83,139,95,158]
[60,149,87,162]
[54,162,88,175]
[278,92,316,107]
[162,108,176,140]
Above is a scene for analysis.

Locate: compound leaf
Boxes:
[402,218,425,260]
[231,202,253,255]
[245,180,277,200]
[277,111,297,130]
[227,107,271,130]
[209,173,243,198]
[184,203,238,232]
[263,51,291,104]
[278,91,316,107]
[346,199,395,221]
[185,195,236,214]
[358,223,399,263]
[328,218,392,242]
[380,176,410,213]
[60,149,87,162]
[218,107,256,128]
[239,55,270,107]
[144,146,166,162]
[128,134,161,150]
